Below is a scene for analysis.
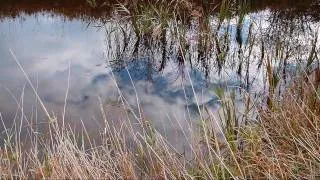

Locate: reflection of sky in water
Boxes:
[3,10,316,147]
[0,13,242,144]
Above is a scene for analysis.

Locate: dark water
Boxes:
[0,1,319,146]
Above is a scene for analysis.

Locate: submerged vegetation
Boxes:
[1,0,320,179]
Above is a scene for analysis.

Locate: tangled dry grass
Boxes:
[1,0,320,179]
[1,72,320,179]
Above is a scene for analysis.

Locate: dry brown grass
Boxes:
[1,76,320,179]
[236,72,320,179]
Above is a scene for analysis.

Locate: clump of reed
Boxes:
[1,69,320,179]
[2,1,320,179]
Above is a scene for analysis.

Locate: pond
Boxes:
[0,0,319,148]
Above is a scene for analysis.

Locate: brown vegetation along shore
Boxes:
[1,0,319,20]
[1,0,320,179]
[1,71,320,179]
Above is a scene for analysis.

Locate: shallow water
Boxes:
[0,13,221,146]
[0,1,319,148]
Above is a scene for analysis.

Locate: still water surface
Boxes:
[0,1,319,147]
[0,13,222,144]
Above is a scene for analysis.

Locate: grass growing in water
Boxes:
[1,0,320,179]
[1,60,320,179]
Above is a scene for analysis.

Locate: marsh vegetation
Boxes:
[1,0,320,179]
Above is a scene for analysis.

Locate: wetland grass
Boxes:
[1,50,320,179]
[1,0,320,179]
